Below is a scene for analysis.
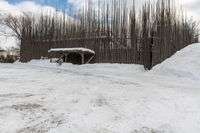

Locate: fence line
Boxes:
[20,0,199,69]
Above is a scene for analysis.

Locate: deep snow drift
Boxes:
[151,43,200,81]
[0,43,200,133]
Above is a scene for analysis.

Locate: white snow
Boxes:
[151,43,200,81]
[48,48,95,54]
[0,43,200,133]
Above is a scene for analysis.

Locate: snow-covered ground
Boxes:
[0,44,200,133]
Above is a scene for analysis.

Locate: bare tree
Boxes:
[0,13,27,39]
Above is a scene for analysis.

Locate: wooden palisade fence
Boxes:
[20,0,199,69]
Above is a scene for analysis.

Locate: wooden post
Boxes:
[81,52,84,64]
[65,53,69,62]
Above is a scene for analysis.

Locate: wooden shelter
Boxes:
[48,48,95,64]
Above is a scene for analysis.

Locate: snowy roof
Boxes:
[48,48,95,54]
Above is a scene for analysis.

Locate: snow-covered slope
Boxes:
[151,43,200,81]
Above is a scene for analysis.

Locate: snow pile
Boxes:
[151,43,200,81]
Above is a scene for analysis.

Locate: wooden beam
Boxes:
[65,53,69,62]
[86,55,94,64]
[57,55,64,63]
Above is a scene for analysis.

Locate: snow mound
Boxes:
[151,43,200,81]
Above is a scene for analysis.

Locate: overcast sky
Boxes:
[0,0,199,21]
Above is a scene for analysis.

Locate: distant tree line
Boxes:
[0,55,17,63]
[1,0,199,69]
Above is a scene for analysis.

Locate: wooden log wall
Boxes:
[20,0,199,70]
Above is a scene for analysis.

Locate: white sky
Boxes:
[73,0,200,21]
[0,0,199,20]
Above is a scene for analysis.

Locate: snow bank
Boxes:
[27,59,145,77]
[151,43,200,81]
